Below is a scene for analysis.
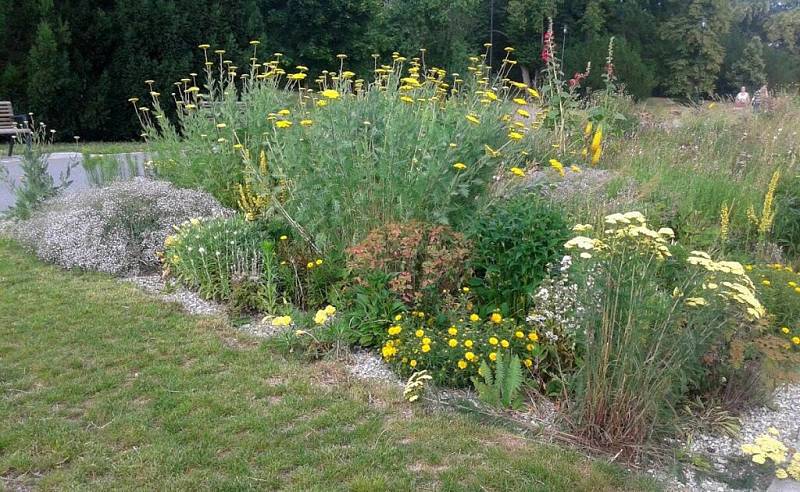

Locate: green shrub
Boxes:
[337,271,406,347]
[773,173,800,261]
[467,195,569,315]
[471,351,524,410]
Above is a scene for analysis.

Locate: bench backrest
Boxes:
[0,101,16,130]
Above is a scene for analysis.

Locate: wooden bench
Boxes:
[0,101,32,156]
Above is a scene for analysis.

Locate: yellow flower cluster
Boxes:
[314,305,337,325]
[688,251,765,319]
[380,309,540,385]
[565,211,673,260]
[741,428,800,480]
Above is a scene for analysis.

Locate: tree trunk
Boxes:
[521,64,532,87]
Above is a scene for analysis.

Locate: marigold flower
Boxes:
[464,339,473,348]
[469,313,480,322]
[415,329,424,338]
[421,344,431,353]
[489,352,497,361]
[448,326,458,335]
[457,360,467,369]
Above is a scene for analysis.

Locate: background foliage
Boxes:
[1,0,799,140]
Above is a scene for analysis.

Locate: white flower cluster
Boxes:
[9,177,230,275]
[526,257,584,343]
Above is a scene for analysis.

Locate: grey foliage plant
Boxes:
[10,177,229,275]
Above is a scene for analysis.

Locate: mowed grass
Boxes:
[9,141,145,156]
[0,240,658,490]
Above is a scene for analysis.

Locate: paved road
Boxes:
[0,152,147,212]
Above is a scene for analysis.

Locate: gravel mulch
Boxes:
[651,383,800,491]
[122,275,223,316]
[346,349,402,385]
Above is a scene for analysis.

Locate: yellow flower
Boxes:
[508,131,524,140]
[516,109,531,118]
[782,327,791,334]
[515,331,524,339]
[549,159,565,177]
[324,304,336,315]
[415,329,424,338]
[279,235,288,240]
[776,469,788,479]
[528,332,538,341]
[448,326,458,335]
[464,339,473,348]
[793,337,800,345]
[465,113,480,125]
[400,95,414,104]
[271,315,293,327]
[421,344,431,353]
[465,351,476,362]
[306,262,314,269]
[591,147,602,166]
[300,119,313,127]
[490,313,503,324]
[277,109,290,116]
[275,120,293,128]
[584,121,593,136]
[489,352,497,361]
[453,162,467,171]
[526,344,534,351]
[321,89,340,99]
[461,287,470,293]
[316,259,324,266]
[527,88,540,98]
[789,281,797,287]
[422,337,431,345]
[489,337,499,346]
[457,360,467,369]
[762,280,772,286]
[387,325,402,336]
[795,287,800,294]
[513,97,527,105]
[523,359,533,368]
[410,359,417,367]
[591,128,603,152]
[570,165,582,173]
[500,339,509,348]
[448,339,458,348]
[314,310,328,325]
[316,100,328,107]
[469,313,480,322]
[382,343,397,358]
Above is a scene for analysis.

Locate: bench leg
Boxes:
[7,139,13,157]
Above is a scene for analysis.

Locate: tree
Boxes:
[765,8,800,54]
[660,0,734,99]
[730,35,766,90]
[26,19,75,133]
[505,0,558,85]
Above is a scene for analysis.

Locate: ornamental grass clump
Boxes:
[162,216,337,311]
[11,178,228,275]
[565,211,766,453]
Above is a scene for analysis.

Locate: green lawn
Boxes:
[9,141,145,156]
[0,239,658,491]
